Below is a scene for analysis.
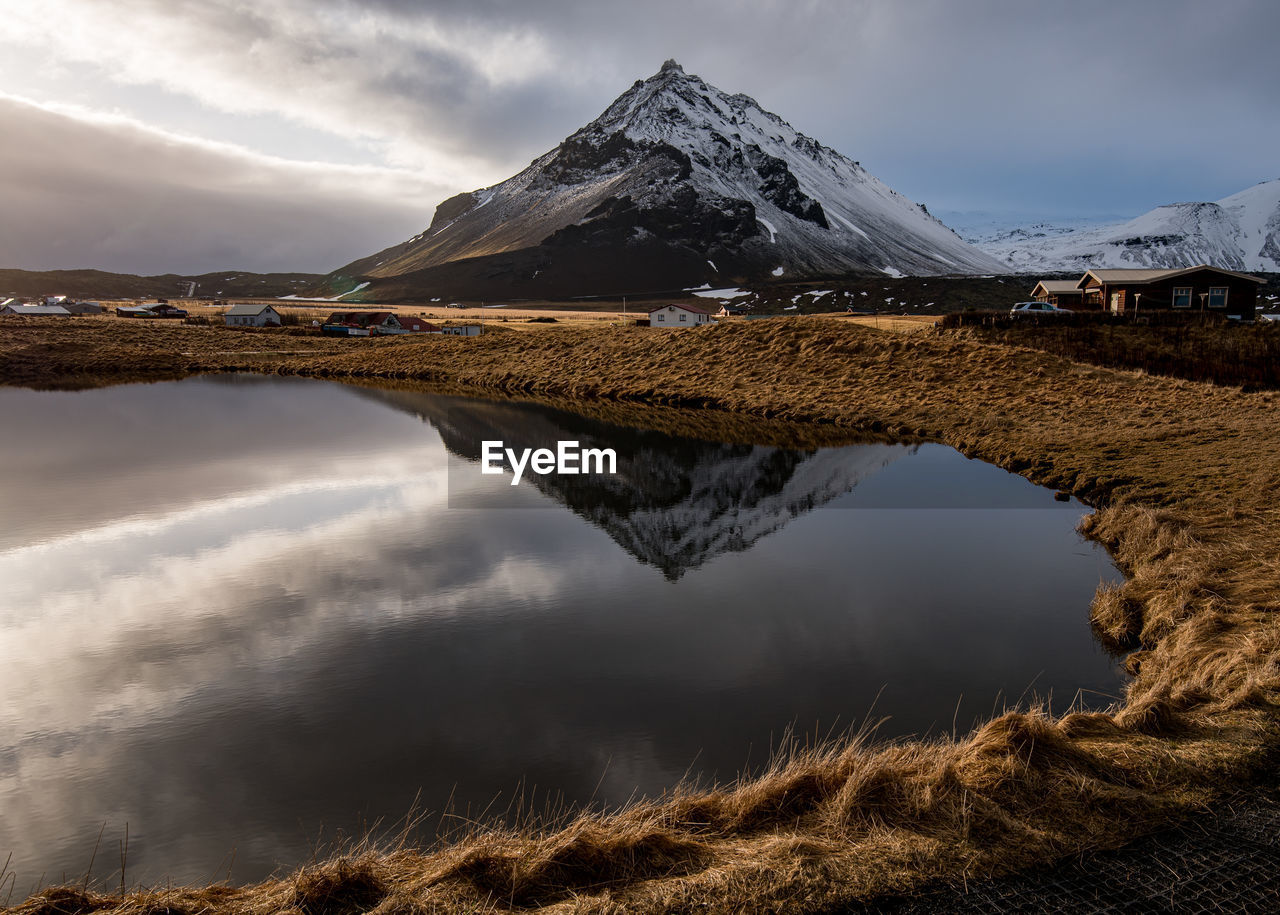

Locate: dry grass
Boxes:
[4,314,1280,912]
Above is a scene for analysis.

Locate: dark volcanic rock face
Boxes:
[326,60,1004,299]
[427,192,478,231]
[543,188,760,256]
[745,146,828,228]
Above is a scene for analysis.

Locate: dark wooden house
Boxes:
[1075,266,1262,320]
[1030,280,1084,308]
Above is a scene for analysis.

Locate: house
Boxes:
[440,324,481,336]
[41,295,67,306]
[321,311,438,336]
[224,303,283,327]
[324,311,401,332]
[63,301,104,315]
[648,303,712,326]
[1030,280,1084,309]
[1,304,70,316]
[1075,265,1261,320]
[716,305,750,317]
[385,316,442,334]
[116,303,189,318]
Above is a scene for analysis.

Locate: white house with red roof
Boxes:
[648,303,712,327]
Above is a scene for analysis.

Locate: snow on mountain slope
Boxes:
[980,179,1280,273]
[334,60,1004,294]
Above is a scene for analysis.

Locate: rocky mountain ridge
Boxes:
[324,60,1005,299]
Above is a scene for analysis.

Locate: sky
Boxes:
[2,0,1277,275]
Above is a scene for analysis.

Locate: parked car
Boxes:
[1010,301,1070,317]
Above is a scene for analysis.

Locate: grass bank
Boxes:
[941,311,1280,390]
[3,315,1280,913]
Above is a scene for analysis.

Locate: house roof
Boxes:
[225,303,279,316]
[649,303,711,315]
[1076,265,1265,289]
[367,312,396,324]
[1031,280,1083,295]
[2,304,69,315]
[397,318,440,332]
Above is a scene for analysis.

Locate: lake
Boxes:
[0,375,1122,888]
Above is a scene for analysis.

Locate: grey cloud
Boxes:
[0,97,447,273]
[7,0,1280,271]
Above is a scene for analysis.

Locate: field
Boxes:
[2,314,1279,913]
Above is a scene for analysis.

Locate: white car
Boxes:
[1010,301,1070,317]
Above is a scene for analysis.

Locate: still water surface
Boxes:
[0,376,1122,887]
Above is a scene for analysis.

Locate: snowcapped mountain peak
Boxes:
[980,177,1280,273]
[330,61,1004,297]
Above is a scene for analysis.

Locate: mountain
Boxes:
[0,267,325,300]
[324,60,1005,300]
[978,179,1280,273]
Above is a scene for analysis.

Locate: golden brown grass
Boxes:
[3,314,1280,912]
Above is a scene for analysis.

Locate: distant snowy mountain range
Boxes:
[974,179,1280,273]
[323,60,1003,299]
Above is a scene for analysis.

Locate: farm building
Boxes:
[62,301,104,315]
[116,303,188,318]
[440,324,482,336]
[648,304,712,326]
[1,304,70,316]
[324,311,400,332]
[385,316,442,334]
[224,304,283,327]
[1075,265,1261,320]
[1030,280,1084,308]
[322,312,443,336]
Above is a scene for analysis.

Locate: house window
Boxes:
[1208,286,1228,309]
[679,313,686,322]
[1172,286,1192,308]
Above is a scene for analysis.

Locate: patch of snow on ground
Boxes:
[276,281,371,302]
[880,266,905,278]
[805,289,833,297]
[707,260,718,272]
[431,298,441,302]
[693,288,751,299]
[831,212,870,239]
[860,291,868,296]
[783,304,798,310]
[757,217,778,243]
[772,266,784,276]
[685,283,713,291]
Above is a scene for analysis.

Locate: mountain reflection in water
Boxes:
[0,376,1122,888]
[354,386,911,579]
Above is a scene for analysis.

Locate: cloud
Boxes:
[2,0,1279,269]
[0,94,449,272]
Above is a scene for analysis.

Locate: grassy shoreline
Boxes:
[4,315,1280,912]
